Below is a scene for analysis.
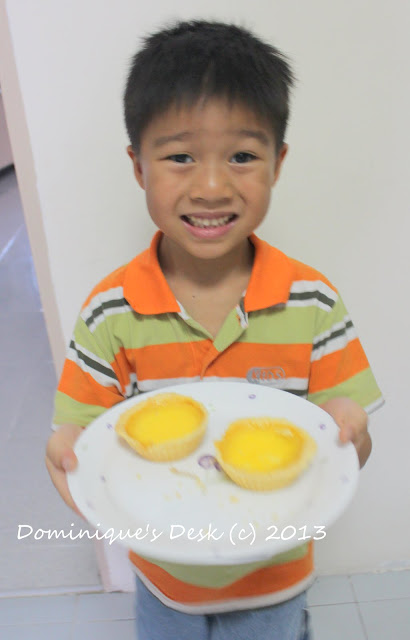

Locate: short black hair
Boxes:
[124,20,295,155]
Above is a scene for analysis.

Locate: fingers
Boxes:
[321,397,368,444]
[45,424,85,518]
[44,455,83,518]
[338,425,354,444]
[45,424,82,471]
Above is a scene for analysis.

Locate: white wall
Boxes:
[2,0,409,574]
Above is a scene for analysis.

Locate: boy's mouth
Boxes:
[181,214,237,229]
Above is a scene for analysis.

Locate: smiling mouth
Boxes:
[181,214,237,228]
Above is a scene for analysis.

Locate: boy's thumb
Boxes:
[61,452,76,472]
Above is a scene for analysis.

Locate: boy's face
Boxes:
[127,98,287,263]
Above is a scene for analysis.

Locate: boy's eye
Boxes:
[231,152,257,164]
[167,154,193,164]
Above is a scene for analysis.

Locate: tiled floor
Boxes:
[1,167,409,638]
[0,573,410,639]
[0,167,101,594]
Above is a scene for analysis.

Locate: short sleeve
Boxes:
[53,289,134,426]
[307,291,384,414]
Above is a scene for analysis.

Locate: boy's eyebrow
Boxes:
[153,129,270,148]
[234,129,270,147]
[153,131,192,148]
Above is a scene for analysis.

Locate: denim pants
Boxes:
[135,577,312,640]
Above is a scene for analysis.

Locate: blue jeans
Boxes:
[135,577,312,640]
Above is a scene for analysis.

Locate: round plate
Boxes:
[67,382,359,565]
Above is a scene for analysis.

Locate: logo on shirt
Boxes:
[246,367,286,385]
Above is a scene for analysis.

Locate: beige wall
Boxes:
[1,0,409,574]
[0,0,66,369]
[0,87,14,169]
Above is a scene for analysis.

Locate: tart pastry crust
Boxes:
[115,392,208,461]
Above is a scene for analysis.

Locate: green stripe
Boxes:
[214,308,248,352]
[75,299,349,352]
[90,312,208,350]
[53,391,111,427]
[237,307,318,344]
[308,368,383,409]
[141,543,309,588]
[73,318,113,362]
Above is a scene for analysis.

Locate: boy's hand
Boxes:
[319,397,372,468]
[45,424,84,517]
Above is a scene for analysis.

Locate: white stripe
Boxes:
[287,298,335,312]
[137,376,308,393]
[138,376,263,393]
[125,372,139,398]
[81,286,131,331]
[288,280,338,312]
[290,279,338,301]
[311,318,357,362]
[313,318,351,346]
[137,377,201,392]
[235,304,249,328]
[67,343,122,392]
[365,396,385,415]
[267,377,308,391]
[176,300,190,320]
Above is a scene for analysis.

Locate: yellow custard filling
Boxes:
[125,402,205,446]
[115,392,208,461]
[217,420,305,472]
[215,417,317,490]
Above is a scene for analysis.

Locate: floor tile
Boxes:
[359,598,410,640]
[0,245,42,312]
[307,575,355,606]
[75,591,136,621]
[10,361,57,439]
[0,543,101,592]
[350,570,410,602]
[0,594,75,624]
[309,603,366,640]
[0,623,72,640]
[0,170,102,594]
[0,311,52,369]
[0,363,25,444]
[73,619,136,639]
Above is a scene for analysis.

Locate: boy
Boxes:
[45,20,383,640]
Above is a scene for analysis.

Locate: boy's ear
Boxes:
[271,143,289,187]
[127,145,145,189]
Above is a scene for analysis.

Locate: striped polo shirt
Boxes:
[54,230,383,613]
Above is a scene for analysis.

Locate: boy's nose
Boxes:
[189,164,233,203]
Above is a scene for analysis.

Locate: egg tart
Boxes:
[215,417,317,490]
[115,392,208,461]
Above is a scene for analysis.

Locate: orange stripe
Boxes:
[309,338,370,393]
[208,343,312,379]
[124,341,212,380]
[123,342,312,383]
[129,542,313,604]
[58,360,123,408]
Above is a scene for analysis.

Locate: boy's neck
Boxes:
[158,235,254,289]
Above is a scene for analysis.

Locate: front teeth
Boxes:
[185,215,233,228]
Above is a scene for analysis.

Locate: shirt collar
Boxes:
[123,231,293,315]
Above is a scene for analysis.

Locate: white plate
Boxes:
[68,382,359,565]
